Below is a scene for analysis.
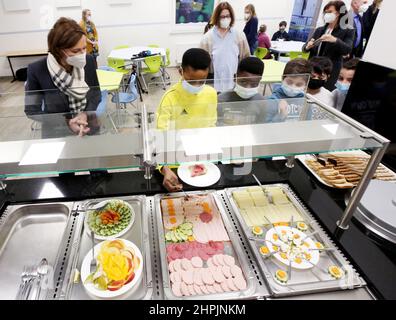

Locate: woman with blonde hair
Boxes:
[243,4,259,55]
[80,9,99,66]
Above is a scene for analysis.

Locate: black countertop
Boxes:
[0,160,395,299]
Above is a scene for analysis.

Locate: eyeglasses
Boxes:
[220,15,231,19]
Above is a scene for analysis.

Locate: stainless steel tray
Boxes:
[64,196,154,300]
[154,190,262,300]
[0,202,75,300]
[224,184,365,297]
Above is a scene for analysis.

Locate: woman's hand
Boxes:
[306,38,316,50]
[320,34,337,43]
[162,167,183,192]
[68,112,91,137]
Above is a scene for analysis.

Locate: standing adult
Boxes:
[25,18,101,138]
[362,0,382,52]
[350,0,369,58]
[243,4,259,55]
[200,1,250,93]
[303,1,355,90]
[80,9,99,67]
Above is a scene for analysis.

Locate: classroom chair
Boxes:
[161,48,171,83]
[141,55,167,90]
[111,74,138,110]
[289,51,310,60]
[254,47,269,60]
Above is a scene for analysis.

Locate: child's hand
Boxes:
[278,100,289,119]
[162,167,183,192]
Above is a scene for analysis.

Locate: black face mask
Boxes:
[308,78,326,90]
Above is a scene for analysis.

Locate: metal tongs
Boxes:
[313,154,338,167]
[252,174,273,204]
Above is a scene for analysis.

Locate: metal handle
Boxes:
[140,104,156,180]
[337,147,389,230]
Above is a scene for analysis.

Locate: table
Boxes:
[108,46,167,93]
[1,49,48,82]
[108,46,166,61]
[261,59,286,94]
[270,41,305,60]
[96,69,124,91]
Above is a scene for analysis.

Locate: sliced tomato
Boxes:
[107,280,126,291]
[125,272,135,285]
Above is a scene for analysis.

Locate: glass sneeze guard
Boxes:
[0,85,144,178]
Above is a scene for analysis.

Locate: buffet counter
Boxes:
[1,160,393,300]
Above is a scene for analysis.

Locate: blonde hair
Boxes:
[245,4,256,17]
[373,0,382,12]
[82,9,91,22]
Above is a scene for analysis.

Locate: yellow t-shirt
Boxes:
[156,81,218,130]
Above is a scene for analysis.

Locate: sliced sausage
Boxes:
[213,282,224,293]
[223,255,236,267]
[206,285,216,294]
[181,258,193,271]
[181,282,190,296]
[193,269,204,286]
[212,267,226,283]
[191,256,203,268]
[188,284,196,296]
[182,270,194,285]
[202,270,215,285]
[226,278,238,292]
[222,266,232,279]
[172,282,182,297]
[173,259,182,272]
[194,284,203,296]
[230,265,243,278]
[170,271,182,284]
[233,276,247,291]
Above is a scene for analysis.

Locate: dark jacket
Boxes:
[25,54,101,138]
[272,30,291,41]
[243,16,259,53]
[362,4,380,50]
[303,24,355,90]
[351,12,365,58]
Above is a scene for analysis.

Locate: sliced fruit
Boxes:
[108,280,126,291]
[125,271,135,285]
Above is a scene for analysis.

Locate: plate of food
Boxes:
[265,226,320,270]
[177,163,221,188]
[85,199,135,240]
[81,239,143,299]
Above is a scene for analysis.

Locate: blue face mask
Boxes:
[281,83,305,98]
[336,81,350,95]
[182,80,205,95]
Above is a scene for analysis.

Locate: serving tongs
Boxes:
[252,174,273,204]
[313,154,338,167]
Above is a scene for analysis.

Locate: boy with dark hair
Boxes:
[272,21,291,41]
[307,56,334,107]
[217,56,265,125]
[156,48,218,192]
[156,48,217,130]
[332,58,360,110]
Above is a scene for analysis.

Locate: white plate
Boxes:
[266,226,320,270]
[84,199,135,241]
[80,239,143,299]
[177,163,221,188]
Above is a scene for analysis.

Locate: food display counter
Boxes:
[0,90,393,300]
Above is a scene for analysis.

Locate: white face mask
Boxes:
[244,13,251,21]
[66,53,86,69]
[220,18,231,29]
[281,82,305,97]
[324,12,337,24]
[234,83,259,100]
[182,80,205,95]
[359,3,369,14]
[86,16,91,22]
